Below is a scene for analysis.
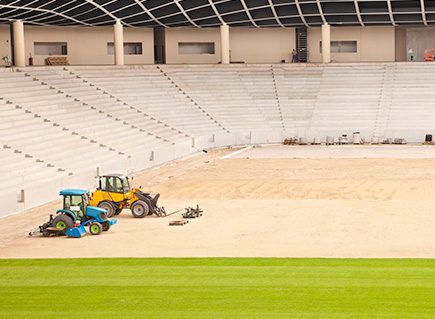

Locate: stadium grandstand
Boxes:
[1,0,435,215]
[2,3,435,318]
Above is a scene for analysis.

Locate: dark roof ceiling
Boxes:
[0,0,433,27]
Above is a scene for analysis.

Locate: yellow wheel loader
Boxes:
[89,174,165,218]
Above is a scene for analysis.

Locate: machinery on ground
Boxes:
[29,189,117,238]
[89,174,166,218]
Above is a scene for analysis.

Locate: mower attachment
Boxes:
[66,219,117,238]
[66,225,87,238]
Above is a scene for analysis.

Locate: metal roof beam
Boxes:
[240,0,259,27]
[0,4,91,26]
[0,16,48,26]
[133,0,167,27]
[174,0,199,27]
[268,0,284,27]
[315,0,327,24]
[8,0,62,21]
[386,0,396,26]
[208,0,225,24]
[81,0,133,27]
[420,0,428,26]
[295,0,309,27]
[354,0,365,26]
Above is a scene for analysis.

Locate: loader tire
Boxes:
[51,214,74,235]
[142,198,154,216]
[89,222,103,235]
[131,200,149,218]
[98,201,116,218]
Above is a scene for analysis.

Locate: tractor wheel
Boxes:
[114,208,122,215]
[102,223,111,232]
[143,198,154,216]
[98,201,116,218]
[89,222,103,235]
[51,214,74,235]
[131,200,149,218]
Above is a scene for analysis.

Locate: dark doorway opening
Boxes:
[295,27,308,63]
[154,27,165,64]
[9,23,15,65]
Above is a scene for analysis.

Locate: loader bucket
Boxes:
[152,193,160,206]
[66,225,87,238]
[134,191,165,216]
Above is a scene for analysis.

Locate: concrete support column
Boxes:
[114,20,124,66]
[12,20,25,67]
[321,23,331,64]
[220,24,230,64]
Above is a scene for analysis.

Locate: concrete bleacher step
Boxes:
[72,66,227,136]
[1,71,178,156]
[47,67,192,142]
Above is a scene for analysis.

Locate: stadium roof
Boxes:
[0,0,434,28]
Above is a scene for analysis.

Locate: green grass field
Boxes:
[1,258,434,318]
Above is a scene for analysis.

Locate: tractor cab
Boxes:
[60,189,89,220]
[98,174,131,197]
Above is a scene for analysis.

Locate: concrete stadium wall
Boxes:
[230,28,296,63]
[2,24,400,65]
[22,26,154,66]
[165,27,296,64]
[308,26,395,62]
[165,27,221,64]
[0,25,12,66]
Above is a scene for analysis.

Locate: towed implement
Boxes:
[89,174,165,218]
[29,189,117,238]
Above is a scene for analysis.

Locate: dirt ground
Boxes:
[1,145,435,258]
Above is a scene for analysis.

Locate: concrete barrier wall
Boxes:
[0,190,21,217]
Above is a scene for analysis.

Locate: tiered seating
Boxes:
[0,99,68,191]
[235,66,283,130]
[272,64,323,135]
[0,69,170,159]
[384,63,435,140]
[25,67,188,144]
[310,63,384,139]
[0,145,64,189]
[163,65,280,131]
[71,66,226,136]
[0,89,119,175]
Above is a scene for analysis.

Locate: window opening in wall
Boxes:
[320,41,357,53]
[178,42,215,55]
[34,42,68,55]
[107,42,143,55]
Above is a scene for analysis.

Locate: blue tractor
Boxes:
[32,189,117,237]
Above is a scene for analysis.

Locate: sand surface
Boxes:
[1,145,435,258]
